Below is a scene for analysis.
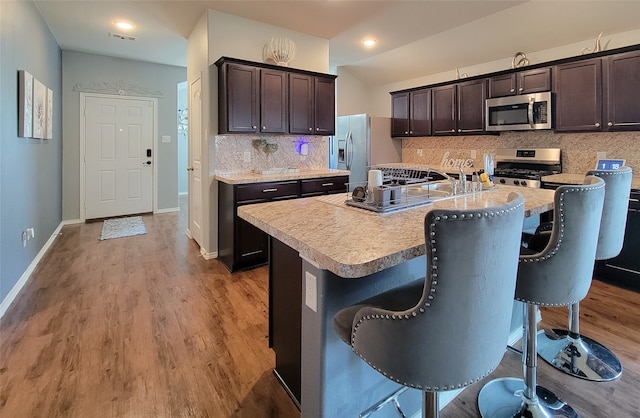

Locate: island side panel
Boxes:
[300,256,426,418]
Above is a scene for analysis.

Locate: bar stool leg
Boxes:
[477,304,579,418]
[423,391,438,418]
[537,302,623,381]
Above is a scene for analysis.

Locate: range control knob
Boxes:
[521,180,527,187]
[513,180,520,186]
[499,179,506,184]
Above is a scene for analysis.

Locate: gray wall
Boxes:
[0,1,62,301]
[61,51,186,220]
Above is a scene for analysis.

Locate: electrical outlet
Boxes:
[243,151,251,163]
[417,149,423,157]
[471,150,477,159]
[597,152,607,160]
[305,271,317,312]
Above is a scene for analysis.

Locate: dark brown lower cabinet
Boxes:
[218,176,347,272]
[269,237,302,406]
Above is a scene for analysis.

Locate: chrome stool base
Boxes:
[477,377,580,418]
[537,329,623,382]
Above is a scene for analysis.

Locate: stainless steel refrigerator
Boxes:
[330,114,401,189]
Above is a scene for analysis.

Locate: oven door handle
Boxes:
[528,96,535,128]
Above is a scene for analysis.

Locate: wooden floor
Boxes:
[1,198,638,417]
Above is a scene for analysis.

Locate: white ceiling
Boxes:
[33,1,640,86]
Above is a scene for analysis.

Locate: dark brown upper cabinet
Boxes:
[391,88,431,137]
[457,79,486,134]
[432,84,457,135]
[288,74,336,135]
[391,92,409,137]
[488,68,551,98]
[314,76,336,135]
[260,69,288,134]
[555,49,640,132]
[289,73,314,134]
[218,63,259,133]
[216,57,336,136]
[604,50,640,131]
[554,58,602,132]
[432,79,486,135]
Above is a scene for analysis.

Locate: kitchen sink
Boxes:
[405,181,454,199]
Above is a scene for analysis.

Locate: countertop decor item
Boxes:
[263,37,296,67]
[511,51,529,68]
[581,31,604,55]
[455,67,468,79]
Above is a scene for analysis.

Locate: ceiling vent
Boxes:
[109,32,136,41]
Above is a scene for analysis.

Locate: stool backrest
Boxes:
[586,167,633,260]
[516,176,605,306]
[351,193,524,391]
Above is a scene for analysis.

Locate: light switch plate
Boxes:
[243,151,251,162]
[162,135,171,143]
[597,151,607,160]
[305,271,317,312]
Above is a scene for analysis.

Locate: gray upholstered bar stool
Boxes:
[333,193,525,418]
[478,176,605,417]
[536,166,632,382]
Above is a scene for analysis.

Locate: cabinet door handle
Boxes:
[451,129,455,133]
[595,122,600,128]
[308,127,313,131]
[510,88,515,92]
[262,188,278,193]
[404,131,408,135]
[519,87,524,92]
[262,126,266,130]
[252,125,257,129]
[457,129,461,133]
[409,131,413,134]
[608,121,613,127]
[321,183,334,187]
[316,127,320,131]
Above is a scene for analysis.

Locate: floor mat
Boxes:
[100,216,147,240]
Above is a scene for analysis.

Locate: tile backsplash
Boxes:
[215,135,329,173]
[402,131,639,175]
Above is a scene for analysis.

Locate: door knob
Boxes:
[144,161,151,166]
[187,166,194,171]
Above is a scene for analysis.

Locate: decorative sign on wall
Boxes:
[17,70,53,139]
[18,70,33,137]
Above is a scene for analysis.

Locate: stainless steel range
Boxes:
[493,148,562,188]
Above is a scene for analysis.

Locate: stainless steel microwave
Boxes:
[485,91,552,131]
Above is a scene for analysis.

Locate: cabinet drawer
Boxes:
[236,180,300,203]
[300,176,348,196]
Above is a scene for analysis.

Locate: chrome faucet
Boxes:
[425,168,452,182]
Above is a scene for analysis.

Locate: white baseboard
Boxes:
[0,221,65,319]
[200,247,218,260]
[155,207,180,214]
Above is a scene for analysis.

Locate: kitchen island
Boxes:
[239,186,555,417]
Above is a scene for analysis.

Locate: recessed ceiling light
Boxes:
[114,21,134,31]
[363,39,377,47]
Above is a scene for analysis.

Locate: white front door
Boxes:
[84,96,154,219]
[188,77,203,246]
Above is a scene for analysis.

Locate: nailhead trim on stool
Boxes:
[351,201,524,391]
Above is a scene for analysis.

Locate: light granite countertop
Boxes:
[238,185,555,279]
[214,168,350,185]
[543,173,640,190]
